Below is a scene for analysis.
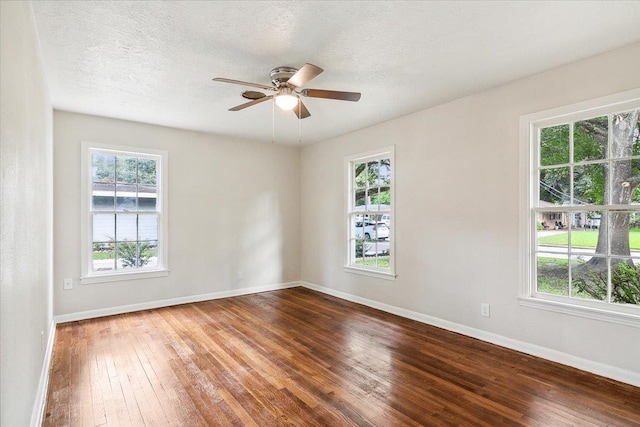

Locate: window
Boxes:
[521,90,640,326]
[81,142,168,284]
[345,146,395,279]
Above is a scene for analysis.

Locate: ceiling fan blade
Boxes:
[213,77,274,91]
[229,95,273,111]
[293,99,311,119]
[286,63,324,88]
[301,88,361,102]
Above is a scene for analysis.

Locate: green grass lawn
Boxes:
[538,228,640,249]
[93,251,114,260]
[355,257,390,268]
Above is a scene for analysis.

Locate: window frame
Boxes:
[519,89,640,327]
[344,146,396,280]
[80,141,169,284]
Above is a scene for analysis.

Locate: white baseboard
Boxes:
[54,281,300,324]
[31,319,56,427]
[300,281,640,388]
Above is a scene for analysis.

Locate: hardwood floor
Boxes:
[43,287,640,426]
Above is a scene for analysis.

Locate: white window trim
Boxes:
[344,145,396,279]
[519,89,640,327]
[80,141,169,284]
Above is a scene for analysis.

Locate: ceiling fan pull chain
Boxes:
[272,97,275,144]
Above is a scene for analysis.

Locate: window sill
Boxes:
[80,269,169,285]
[344,265,396,281]
[518,296,640,328]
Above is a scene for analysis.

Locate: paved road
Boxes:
[537,245,640,259]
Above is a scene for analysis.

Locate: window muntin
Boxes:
[529,97,640,317]
[82,143,167,282]
[346,147,395,278]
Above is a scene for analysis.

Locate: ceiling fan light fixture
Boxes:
[275,88,299,110]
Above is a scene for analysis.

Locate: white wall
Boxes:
[300,42,640,377]
[54,111,300,315]
[0,2,54,425]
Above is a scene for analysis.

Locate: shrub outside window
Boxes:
[345,146,395,280]
[81,142,168,284]
[521,90,640,326]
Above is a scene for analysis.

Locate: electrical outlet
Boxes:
[237,271,243,281]
[480,303,490,318]
[63,278,73,290]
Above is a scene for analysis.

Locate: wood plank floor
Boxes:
[43,287,640,426]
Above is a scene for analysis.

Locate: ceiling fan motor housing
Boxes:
[270,67,298,88]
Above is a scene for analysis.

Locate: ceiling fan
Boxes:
[213,63,361,119]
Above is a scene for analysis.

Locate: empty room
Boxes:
[2,1,640,425]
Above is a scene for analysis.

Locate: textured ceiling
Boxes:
[31,1,640,145]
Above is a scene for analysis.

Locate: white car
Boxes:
[355,220,389,240]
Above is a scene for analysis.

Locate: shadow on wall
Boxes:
[238,191,285,287]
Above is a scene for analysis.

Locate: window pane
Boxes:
[610,110,640,158]
[354,218,371,239]
[611,158,640,205]
[143,241,158,269]
[353,239,364,265]
[137,158,157,185]
[379,159,391,185]
[138,185,157,211]
[537,213,568,252]
[356,216,389,241]
[571,255,607,301]
[367,161,379,186]
[354,162,367,189]
[611,258,640,306]
[355,189,366,212]
[573,116,607,162]
[116,241,140,269]
[536,253,569,296]
[363,239,377,266]
[93,245,114,272]
[350,216,358,240]
[540,124,569,166]
[366,189,379,211]
[610,211,639,256]
[139,215,158,241]
[573,163,604,205]
[115,214,137,241]
[117,241,156,269]
[92,153,115,183]
[116,156,137,184]
[368,214,389,241]
[539,167,570,205]
[377,246,390,269]
[570,211,604,254]
[116,184,137,211]
[92,183,115,211]
[92,214,114,243]
[377,186,390,210]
